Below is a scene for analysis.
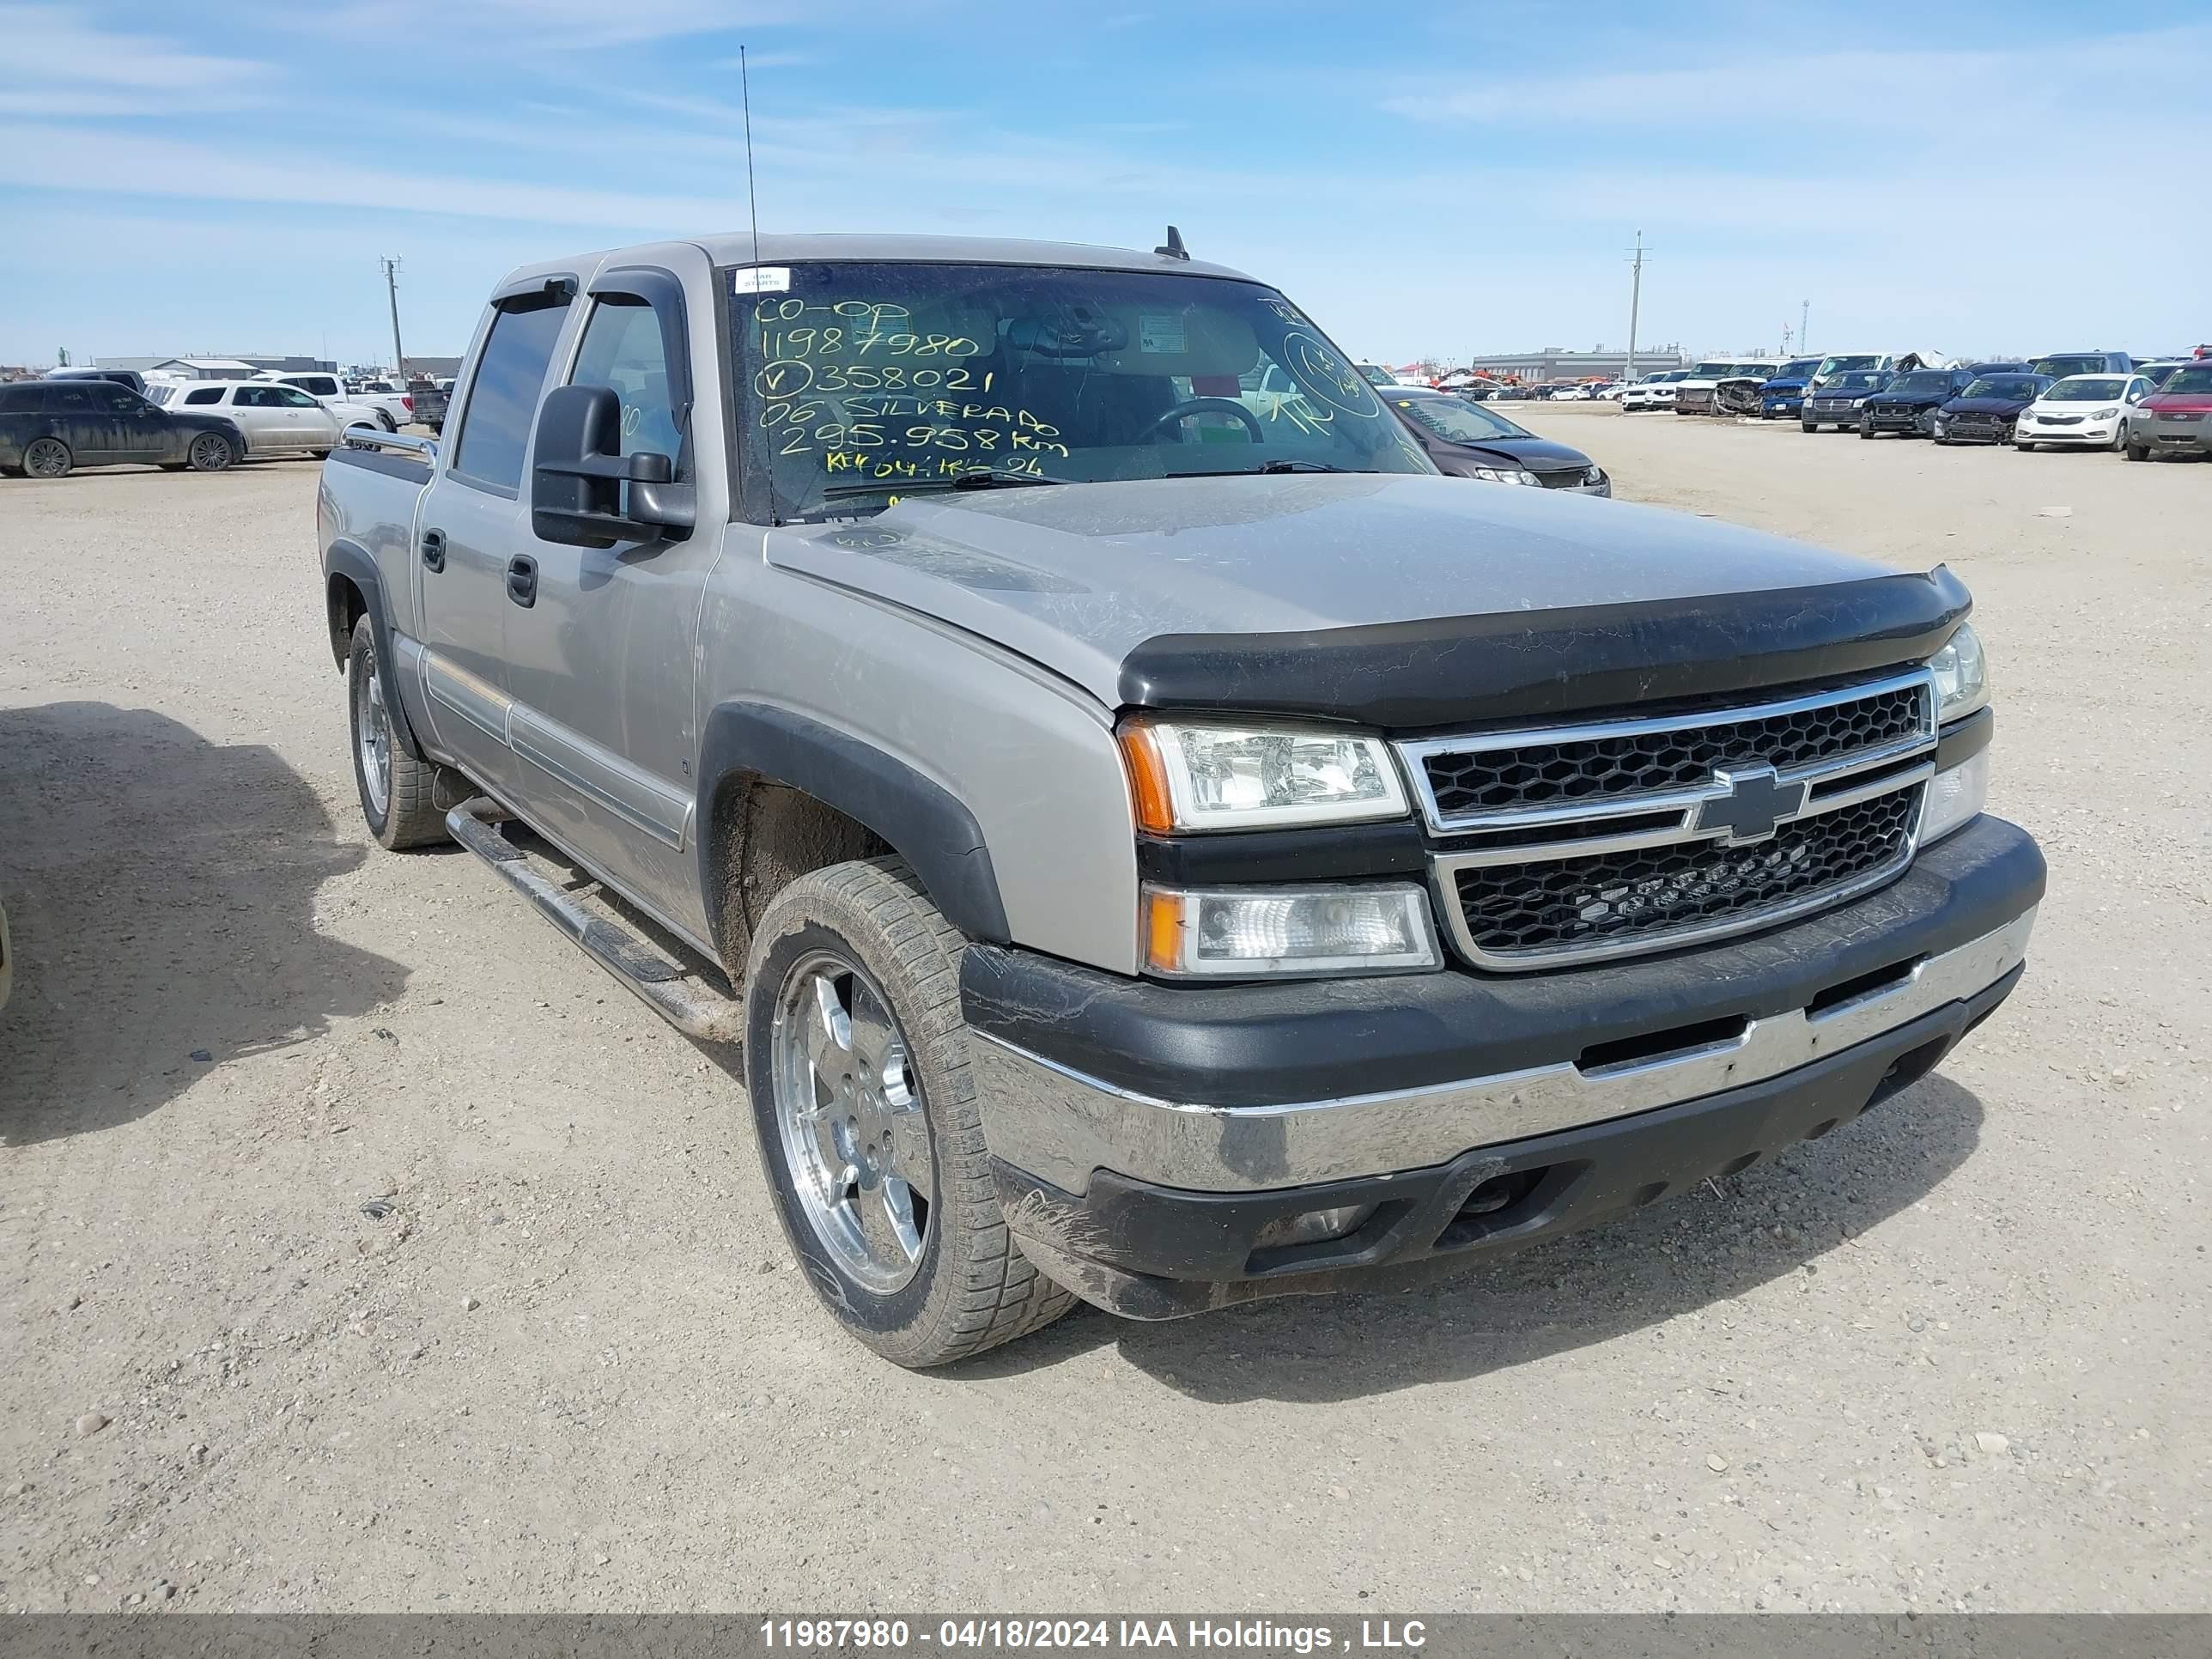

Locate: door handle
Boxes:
[421,528,447,573]
[506,554,538,608]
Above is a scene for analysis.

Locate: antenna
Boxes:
[1155,225,1188,261]
[739,46,762,271]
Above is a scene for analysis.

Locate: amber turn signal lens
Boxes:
[1117,720,1177,835]
[1143,888,1187,973]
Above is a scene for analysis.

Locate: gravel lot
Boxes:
[1,411,2205,1614]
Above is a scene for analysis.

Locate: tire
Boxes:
[347,615,449,850]
[2125,439,2150,462]
[186,431,235,472]
[1802,422,1818,433]
[1858,419,1875,440]
[2016,441,2039,453]
[23,437,70,479]
[2110,422,2128,453]
[744,858,1074,1368]
[376,411,396,433]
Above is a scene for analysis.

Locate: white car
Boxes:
[255,370,392,432]
[155,380,351,456]
[1674,359,1779,416]
[1621,370,1687,411]
[2014,374,2156,452]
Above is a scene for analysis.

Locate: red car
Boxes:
[2125,361,2212,460]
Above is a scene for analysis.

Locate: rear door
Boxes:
[495,256,721,929]
[412,280,578,793]
[46,384,124,462]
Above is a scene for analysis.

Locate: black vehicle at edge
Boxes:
[2,380,247,478]
[1859,367,1976,439]
[1931,374,2053,447]
[1802,370,1893,431]
[1382,386,1611,494]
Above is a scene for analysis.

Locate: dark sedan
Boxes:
[1802,369,1893,431]
[1859,368,1976,438]
[3,380,246,478]
[1383,386,1610,494]
[1931,374,2052,446]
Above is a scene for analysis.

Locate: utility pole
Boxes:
[380,256,405,378]
[1801,298,1811,355]
[1625,231,1649,383]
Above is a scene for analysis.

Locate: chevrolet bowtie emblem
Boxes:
[1694,763,1808,846]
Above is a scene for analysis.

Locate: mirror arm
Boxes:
[630,480,696,531]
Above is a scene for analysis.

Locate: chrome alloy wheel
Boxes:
[355,646,391,816]
[24,438,68,478]
[770,951,934,1292]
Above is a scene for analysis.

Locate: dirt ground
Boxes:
[1,410,2205,1615]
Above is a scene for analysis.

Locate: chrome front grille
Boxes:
[1398,672,1937,969]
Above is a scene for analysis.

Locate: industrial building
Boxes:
[1459,346,1691,381]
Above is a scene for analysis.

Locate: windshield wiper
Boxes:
[1170,460,1377,479]
[820,467,1072,500]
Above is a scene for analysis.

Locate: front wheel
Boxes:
[1858,419,1875,440]
[186,432,235,472]
[744,858,1073,1368]
[23,437,70,478]
[347,616,449,849]
[2110,422,2129,453]
[1802,422,1818,433]
[2125,438,2150,462]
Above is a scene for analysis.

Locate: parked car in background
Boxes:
[43,366,150,395]
[1931,374,2051,446]
[1624,369,1690,411]
[2030,351,2133,380]
[1963,362,2032,376]
[1355,363,1397,387]
[161,380,349,457]
[2014,374,2154,452]
[1674,359,1779,416]
[256,370,393,432]
[3,379,246,477]
[1802,369,1893,430]
[1755,357,1826,419]
[1860,368,1977,438]
[2124,361,2212,460]
[1382,386,1611,493]
[1808,353,1895,392]
[2130,361,2188,391]
[343,386,416,429]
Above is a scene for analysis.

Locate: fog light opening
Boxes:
[1249,1202,1377,1252]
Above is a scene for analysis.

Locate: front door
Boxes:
[411,286,576,796]
[94,384,168,463]
[497,258,721,935]
[223,386,287,452]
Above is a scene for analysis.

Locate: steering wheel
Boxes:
[1145,397,1266,444]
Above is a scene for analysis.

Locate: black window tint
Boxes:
[52,386,94,410]
[452,295,571,490]
[569,297,683,467]
[0,386,37,411]
[184,386,223,405]
[100,386,146,411]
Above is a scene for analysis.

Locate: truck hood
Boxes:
[765,473,1924,720]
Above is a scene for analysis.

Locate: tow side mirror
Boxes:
[530,384,695,548]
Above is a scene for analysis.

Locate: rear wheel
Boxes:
[186,432,235,471]
[24,437,70,479]
[744,858,1074,1368]
[347,615,449,849]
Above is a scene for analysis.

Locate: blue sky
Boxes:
[4,2,2208,369]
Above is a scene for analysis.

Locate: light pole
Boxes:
[1625,231,1649,383]
[380,257,405,378]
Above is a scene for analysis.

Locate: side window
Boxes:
[184,386,224,406]
[303,377,337,398]
[450,294,572,492]
[232,386,268,407]
[568,297,683,466]
[101,386,147,412]
[0,386,33,412]
[274,386,319,408]
[52,386,94,412]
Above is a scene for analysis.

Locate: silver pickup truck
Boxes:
[317,231,2045,1368]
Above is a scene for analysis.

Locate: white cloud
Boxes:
[0,3,270,90]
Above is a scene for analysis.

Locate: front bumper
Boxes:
[2133,415,2212,453]
[1936,417,2014,444]
[1863,407,1933,433]
[2021,418,2119,445]
[1762,395,1805,416]
[966,815,2043,1317]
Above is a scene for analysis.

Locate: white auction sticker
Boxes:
[731,266,791,294]
[1138,313,1187,355]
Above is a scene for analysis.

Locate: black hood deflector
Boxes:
[1118,566,1972,732]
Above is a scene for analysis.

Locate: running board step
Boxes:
[445,798,744,1043]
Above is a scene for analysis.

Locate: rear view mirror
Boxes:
[530,384,695,548]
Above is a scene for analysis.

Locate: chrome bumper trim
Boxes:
[971,907,2034,1196]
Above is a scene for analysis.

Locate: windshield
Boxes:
[1889,372,1954,394]
[2032,356,2108,380]
[729,262,1431,520]
[1687,361,1734,377]
[1960,376,2040,399]
[1772,359,1822,380]
[1388,394,1533,444]
[1828,372,1890,392]
[1815,355,1883,380]
[2046,377,2125,402]
[2158,366,2212,395]
[1357,363,1397,386]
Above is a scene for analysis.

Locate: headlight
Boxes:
[1466,466,1540,485]
[1583,465,1604,485]
[1119,720,1410,832]
[1921,749,1989,844]
[2092,406,2118,420]
[1929,623,1990,720]
[1142,884,1440,978]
